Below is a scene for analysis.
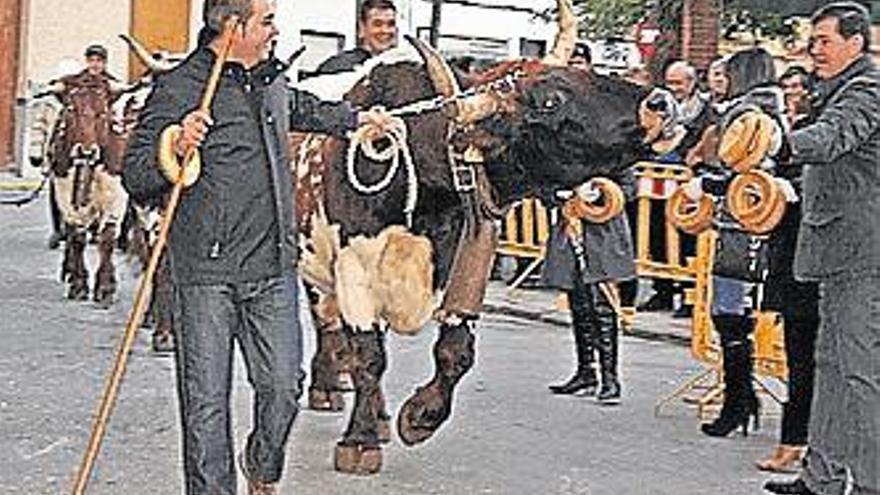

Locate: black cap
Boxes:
[84,44,108,60]
[572,43,591,63]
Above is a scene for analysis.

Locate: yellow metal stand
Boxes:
[495,163,790,420]
[497,198,551,292]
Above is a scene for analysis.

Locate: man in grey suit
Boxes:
[756,3,880,495]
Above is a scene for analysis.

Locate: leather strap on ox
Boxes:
[407,35,504,324]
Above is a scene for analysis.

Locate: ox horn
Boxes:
[406,34,497,125]
[119,34,177,73]
[542,0,577,67]
[406,34,461,98]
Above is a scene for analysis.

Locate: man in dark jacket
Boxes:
[756,3,880,495]
[313,0,397,75]
[123,1,388,493]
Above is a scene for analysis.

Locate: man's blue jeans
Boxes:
[172,274,304,495]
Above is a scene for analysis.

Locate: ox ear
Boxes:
[120,34,178,73]
[405,34,461,98]
[541,0,577,67]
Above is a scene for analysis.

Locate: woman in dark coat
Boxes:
[543,170,636,405]
[684,47,784,437]
[755,67,819,472]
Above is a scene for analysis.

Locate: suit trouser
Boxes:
[803,271,880,495]
[173,274,304,495]
[780,317,818,446]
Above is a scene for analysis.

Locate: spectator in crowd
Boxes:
[762,3,880,494]
[638,60,717,316]
[754,67,820,475]
[543,49,635,405]
[123,0,391,492]
[683,47,782,438]
[777,65,813,126]
[622,65,652,86]
[707,55,730,106]
[314,0,397,75]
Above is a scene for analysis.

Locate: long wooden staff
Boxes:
[71,24,237,495]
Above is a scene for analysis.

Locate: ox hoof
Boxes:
[334,443,382,475]
[152,330,175,354]
[94,296,113,310]
[67,285,89,301]
[308,388,345,412]
[377,419,391,444]
[397,382,451,446]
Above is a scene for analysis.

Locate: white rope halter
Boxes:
[345,116,418,227]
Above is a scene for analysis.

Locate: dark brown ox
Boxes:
[292,0,649,475]
[47,71,131,305]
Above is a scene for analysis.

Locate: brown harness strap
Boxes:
[435,218,498,323]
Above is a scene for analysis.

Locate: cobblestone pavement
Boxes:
[0,195,792,494]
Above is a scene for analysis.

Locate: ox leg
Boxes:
[93,223,117,308]
[150,252,175,353]
[64,229,89,300]
[397,321,476,446]
[334,325,386,475]
[308,325,349,412]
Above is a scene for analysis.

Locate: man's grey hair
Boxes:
[666,60,696,81]
[203,0,253,32]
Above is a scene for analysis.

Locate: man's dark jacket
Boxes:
[123,47,356,286]
[788,55,880,280]
[314,47,372,75]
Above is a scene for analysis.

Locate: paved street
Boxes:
[0,194,790,494]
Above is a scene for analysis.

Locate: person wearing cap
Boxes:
[569,43,592,72]
[734,3,880,494]
[123,0,391,493]
[84,44,110,77]
[42,43,122,251]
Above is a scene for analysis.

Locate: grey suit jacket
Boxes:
[788,56,880,280]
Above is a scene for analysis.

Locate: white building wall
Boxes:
[409,0,558,59]
[23,0,575,87]
[25,0,132,84]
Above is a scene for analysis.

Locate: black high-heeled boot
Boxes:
[550,287,598,395]
[701,315,760,437]
[594,284,621,405]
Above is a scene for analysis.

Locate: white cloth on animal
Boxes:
[53,166,128,235]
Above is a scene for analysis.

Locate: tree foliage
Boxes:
[571,0,650,38]
[721,8,801,45]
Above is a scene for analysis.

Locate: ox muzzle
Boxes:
[69,142,102,209]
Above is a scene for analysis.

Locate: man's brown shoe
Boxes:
[239,452,278,495]
[756,445,806,473]
[246,478,277,495]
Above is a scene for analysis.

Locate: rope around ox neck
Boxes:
[346,117,418,227]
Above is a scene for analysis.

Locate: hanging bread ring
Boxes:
[666,187,714,235]
[717,110,776,173]
[727,169,786,234]
[567,177,626,224]
[158,124,201,187]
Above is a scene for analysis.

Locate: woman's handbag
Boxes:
[713,227,769,282]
